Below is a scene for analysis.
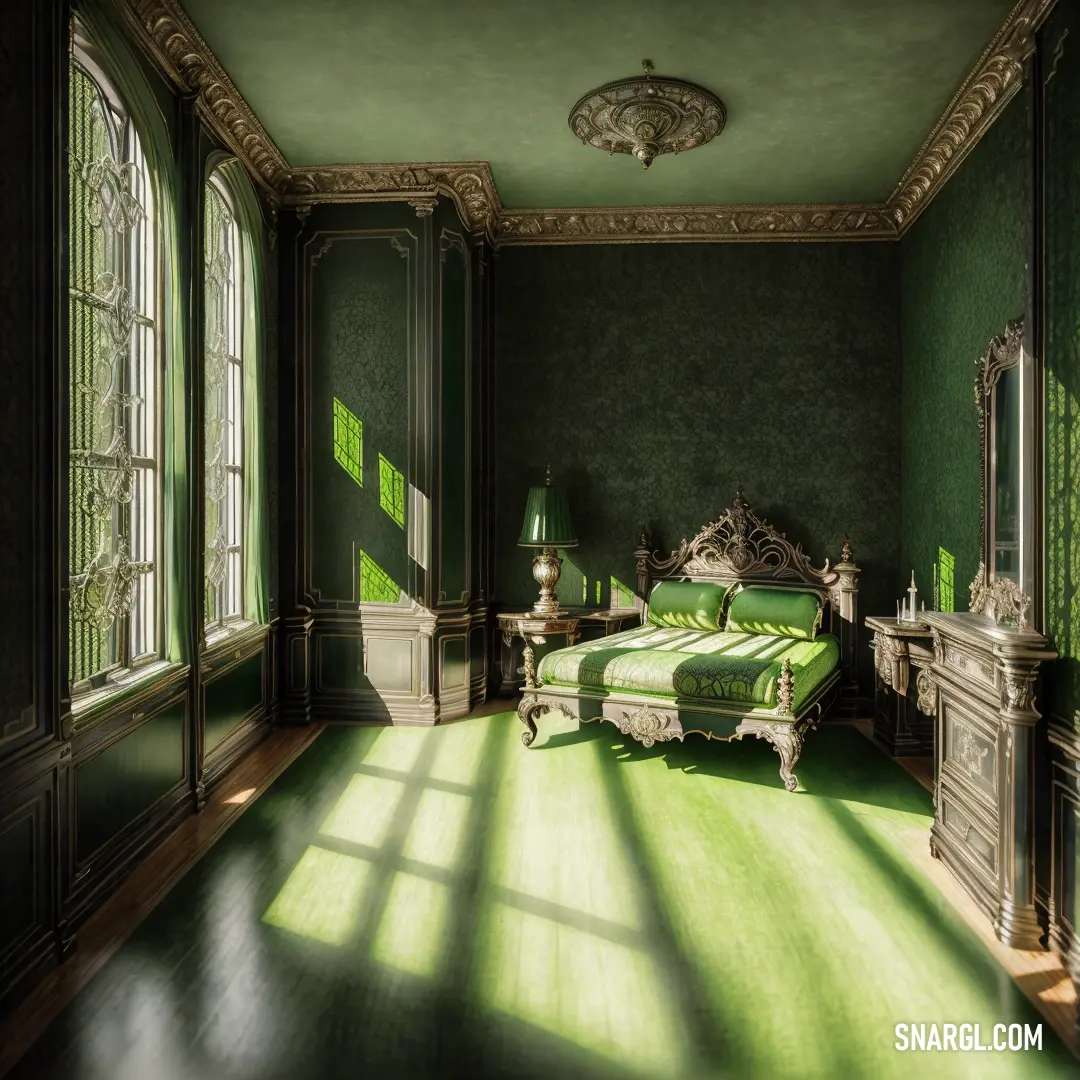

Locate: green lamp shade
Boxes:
[518,484,577,547]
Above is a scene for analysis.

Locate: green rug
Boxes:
[14,712,1080,1080]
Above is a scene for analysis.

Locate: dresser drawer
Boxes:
[941,639,998,694]
[939,785,998,885]
[939,698,998,811]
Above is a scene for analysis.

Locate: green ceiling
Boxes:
[180,0,1015,208]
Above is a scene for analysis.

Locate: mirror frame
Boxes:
[974,317,1035,608]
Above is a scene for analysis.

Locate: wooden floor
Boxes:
[2,708,1076,1077]
[0,722,323,1080]
[852,717,1078,1055]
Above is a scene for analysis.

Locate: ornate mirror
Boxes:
[973,318,1035,625]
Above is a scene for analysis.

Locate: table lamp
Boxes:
[518,464,577,615]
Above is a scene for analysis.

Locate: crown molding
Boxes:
[886,0,1056,234]
[494,203,896,244]
[111,0,289,201]
[282,162,500,242]
[114,0,1056,244]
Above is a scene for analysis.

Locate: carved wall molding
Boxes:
[495,203,896,244]
[114,0,1054,243]
[886,0,1057,234]
[114,0,289,200]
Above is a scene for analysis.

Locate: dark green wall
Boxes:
[495,241,902,678]
[1045,1,1080,724]
[899,94,1030,609]
[438,230,469,605]
[309,227,412,603]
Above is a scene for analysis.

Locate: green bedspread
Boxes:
[537,624,839,711]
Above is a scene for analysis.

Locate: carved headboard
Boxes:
[633,489,860,691]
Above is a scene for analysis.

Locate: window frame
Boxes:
[202,169,246,635]
[68,26,166,700]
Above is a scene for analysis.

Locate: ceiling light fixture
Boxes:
[568,59,726,170]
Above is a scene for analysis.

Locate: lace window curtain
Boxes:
[68,37,161,691]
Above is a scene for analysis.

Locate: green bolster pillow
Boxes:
[647,580,731,631]
[725,586,822,640]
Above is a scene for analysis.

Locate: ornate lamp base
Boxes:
[530,547,563,615]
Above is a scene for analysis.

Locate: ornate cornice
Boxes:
[281,162,895,243]
[886,0,1057,234]
[112,0,288,200]
[281,162,500,242]
[114,0,1056,244]
[494,203,895,244]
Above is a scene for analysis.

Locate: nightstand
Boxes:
[497,612,580,694]
[495,607,641,695]
[865,615,935,755]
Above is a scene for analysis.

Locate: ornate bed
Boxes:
[516,490,860,791]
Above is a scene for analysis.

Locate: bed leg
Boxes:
[517,696,579,748]
[741,720,804,792]
[518,695,543,747]
[770,728,803,792]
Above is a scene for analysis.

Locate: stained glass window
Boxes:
[204,174,244,629]
[333,397,363,487]
[68,28,160,692]
[359,550,400,604]
[379,453,405,528]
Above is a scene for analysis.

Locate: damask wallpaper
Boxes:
[1044,2,1080,726]
[494,241,902,688]
[899,93,1029,617]
[309,234,411,603]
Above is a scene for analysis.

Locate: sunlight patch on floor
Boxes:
[262,846,372,946]
[320,773,406,849]
[479,902,684,1078]
[428,718,490,786]
[403,787,472,870]
[361,725,430,772]
[491,732,644,930]
[372,872,451,977]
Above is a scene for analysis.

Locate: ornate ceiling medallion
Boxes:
[569,61,726,170]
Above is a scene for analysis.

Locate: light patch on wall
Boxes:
[359,549,401,603]
[611,577,635,608]
[1047,369,1080,682]
[935,547,955,613]
[372,872,451,977]
[320,773,407,850]
[263,846,371,946]
[478,904,682,1076]
[332,397,363,487]
[378,453,406,528]
[402,788,471,870]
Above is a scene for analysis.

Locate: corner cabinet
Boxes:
[925,612,1056,948]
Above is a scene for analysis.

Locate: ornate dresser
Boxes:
[926,610,1056,948]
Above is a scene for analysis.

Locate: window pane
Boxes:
[68,43,159,689]
[204,177,243,627]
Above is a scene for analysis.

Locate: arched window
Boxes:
[203,173,244,629]
[68,24,161,693]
